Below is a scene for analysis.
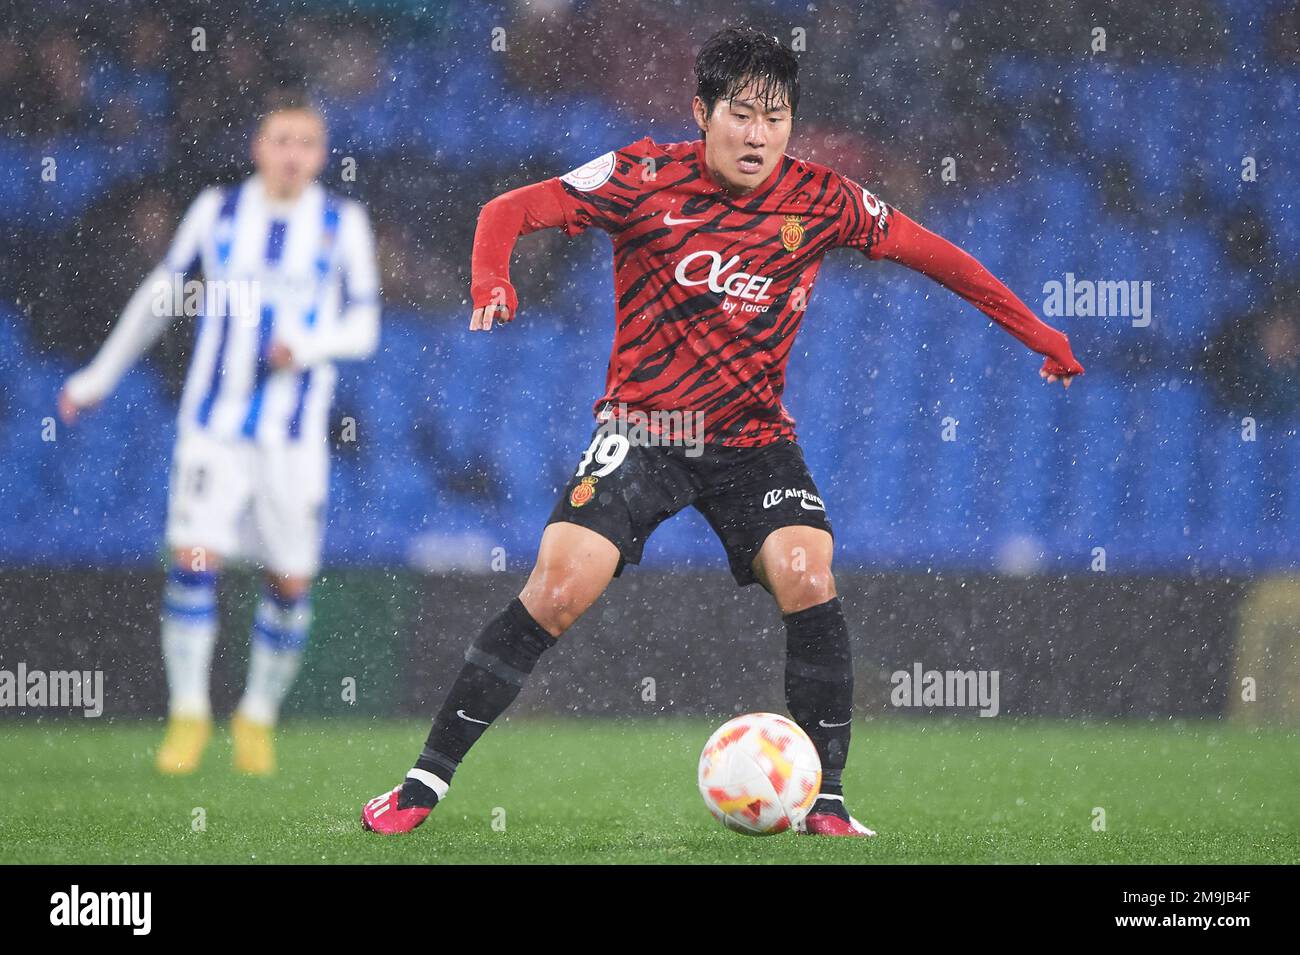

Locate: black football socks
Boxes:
[783,596,853,798]
[400,598,555,809]
[399,595,850,810]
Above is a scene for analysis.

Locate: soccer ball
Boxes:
[698,712,822,836]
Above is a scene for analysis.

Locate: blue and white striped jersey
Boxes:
[169,176,380,445]
[67,174,380,446]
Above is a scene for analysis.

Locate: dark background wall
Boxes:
[0,569,1248,720]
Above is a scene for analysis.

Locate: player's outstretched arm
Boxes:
[58,264,185,425]
[469,179,568,331]
[58,188,220,425]
[876,209,1084,389]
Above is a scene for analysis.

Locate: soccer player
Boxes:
[58,100,381,775]
[362,28,1081,835]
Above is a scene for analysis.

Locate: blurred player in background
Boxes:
[362,27,1081,836]
[58,98,381,775]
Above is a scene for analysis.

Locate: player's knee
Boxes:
[170,547,221,574]
[527,586,581,635]
[778,566,837,615]
[520,571,593,636]
[266,574,312,603]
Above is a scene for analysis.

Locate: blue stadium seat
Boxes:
[6,42,1300,571]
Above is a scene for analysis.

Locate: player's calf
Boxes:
[233,580,313,775]
[361,597,555,832]
[157,561,220,775]
[776,596,877,836]
[782,596,853,797]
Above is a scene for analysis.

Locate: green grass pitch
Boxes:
[2,718,1297,864]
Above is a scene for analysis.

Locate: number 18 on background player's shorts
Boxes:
[165,429,328,577]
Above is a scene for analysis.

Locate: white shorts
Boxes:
[165,429,329,577]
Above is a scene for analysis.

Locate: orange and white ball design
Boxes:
[698,713,822,836]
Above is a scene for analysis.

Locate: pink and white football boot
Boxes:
[361,771,447,834]
[797,795,877,837]
[361,786,431,834]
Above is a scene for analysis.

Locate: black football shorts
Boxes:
[546,422,833,586]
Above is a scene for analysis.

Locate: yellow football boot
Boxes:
[155,716,212,775]
[231,714,276,776]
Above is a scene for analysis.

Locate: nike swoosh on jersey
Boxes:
[818,719,851,728]
[456,709,490,725]
[663,211,702,226]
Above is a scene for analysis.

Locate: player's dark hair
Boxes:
[694,27,799,135]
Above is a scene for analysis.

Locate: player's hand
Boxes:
[268,342,296,370]
[470,302,513,331]
[468,279,519,331]
[1040,355,1082,390]
[57,386,98,426]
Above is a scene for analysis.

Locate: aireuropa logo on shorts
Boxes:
[1042,272,1153,328]
[595,401,706,458]
[50,885,151,935]
[890,662,1000,717]
[151,272,262,322]
[0,663,104,717]
[762,487,826,512]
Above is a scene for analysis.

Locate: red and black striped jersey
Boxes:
[551,136,898,448]
[470,137,1081,448]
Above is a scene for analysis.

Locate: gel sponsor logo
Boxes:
[674,250,774,303]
